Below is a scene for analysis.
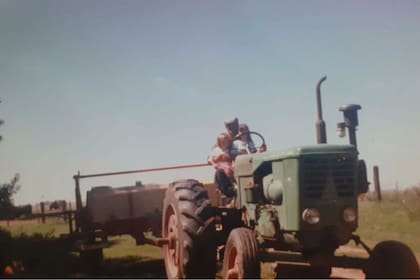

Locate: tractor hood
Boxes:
[234,144,358,176]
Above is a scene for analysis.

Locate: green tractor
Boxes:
[161,77,419,279]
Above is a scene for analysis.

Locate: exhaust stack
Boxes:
[316,76,327,144]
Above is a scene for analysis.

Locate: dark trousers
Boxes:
[214,169,236,198]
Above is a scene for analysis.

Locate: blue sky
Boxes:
[1,0,419,205]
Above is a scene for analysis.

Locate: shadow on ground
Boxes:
[0,228,165,278]
[100,257,166,278]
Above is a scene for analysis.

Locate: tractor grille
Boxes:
[302,156,355,198]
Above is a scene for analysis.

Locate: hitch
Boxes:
[352,234,372,255]
[140,232,170,247]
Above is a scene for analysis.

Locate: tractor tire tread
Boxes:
[162,179,217,279]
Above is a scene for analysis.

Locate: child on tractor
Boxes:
[208,132,236,198]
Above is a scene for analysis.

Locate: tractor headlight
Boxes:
[343,207,357,223]
[302,208,320,224]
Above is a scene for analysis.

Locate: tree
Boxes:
[0,174,20,219]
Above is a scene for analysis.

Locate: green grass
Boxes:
[99,237,166,278]
[104,235,163,260]
[356,200,420,256]
[7,220,69,238]
[4,221,164,261]
[0,222,166,278]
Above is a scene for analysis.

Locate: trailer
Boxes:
[67,163,226,268]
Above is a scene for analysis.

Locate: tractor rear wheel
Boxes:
[222,227,260,279]
[162,179,217,279]
[364,240,420,278]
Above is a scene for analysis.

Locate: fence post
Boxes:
[68,211,73,234]
[63,201,68,222]
[373,166,382,201]
[40,202,46,224]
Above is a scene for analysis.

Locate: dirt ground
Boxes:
[331,267,365,279]
[270,246,367,279]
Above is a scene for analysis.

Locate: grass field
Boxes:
[356,200,420,255]
[1,199,419,278]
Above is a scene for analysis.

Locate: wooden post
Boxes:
[68,211,73,234]
[373,166,382,201]
[63,201,68,222]
[40,202,46,223]
[74,175,82,232]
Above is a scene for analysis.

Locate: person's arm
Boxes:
[247,140,257,153]
[258,143,267,152]
[209,147,231,166]
[247,137,266,153]
[214,152,231,162]
[208,155,215,166]
[208,148,218,166]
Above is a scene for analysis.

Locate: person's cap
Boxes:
[224,117,239,130]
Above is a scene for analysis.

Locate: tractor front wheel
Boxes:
[222,227,260,279]
[364,240,420,278]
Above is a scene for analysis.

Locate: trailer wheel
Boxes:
[222,227,260,279]
[162,179,217,279]
[364,240,420,278]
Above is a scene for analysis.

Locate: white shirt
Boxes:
[232,139,256,155]
[208,146,229,162]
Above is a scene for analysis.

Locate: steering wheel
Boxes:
[233,131,266,153]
